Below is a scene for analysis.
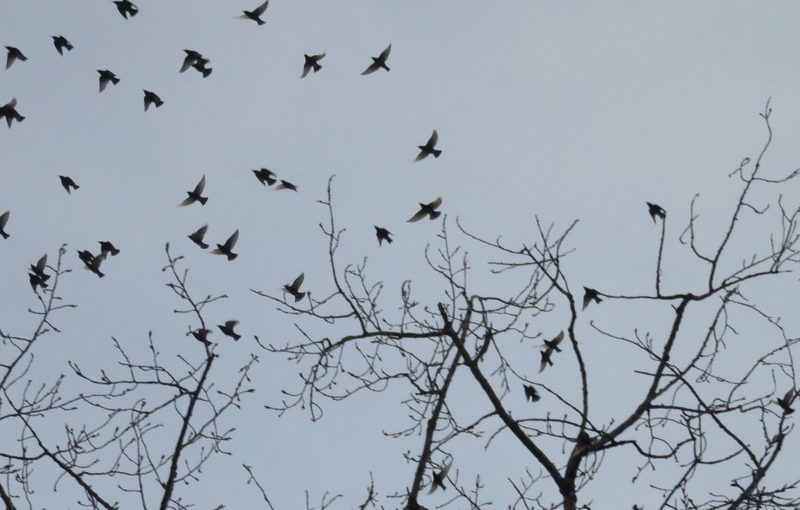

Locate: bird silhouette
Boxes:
[523,384,541,402]
[99,241,120,257]
[143,90,163,111]
[210,230,239,261]
[302,53,325,77]
[0,98,24,128]
[582,287,602,310]
[407,197,442,222]
[428,462,451,494]
[59,176,79,193]
[218,320,241,340]
[52,36,73,55]
[179,176,208,206]
[97,70,120,92]
[275,180,298,191]
[0,210,10,238]
[77,250,105,278]
[374,226,393,245]
[776,388,795,414]
[29,272,48,292]
[190,328,212,345]
[253,168,277,186]
[361,44,391,75]
[415,130,441,161]
[646,202,666,223]
[5,46,27,69]
[539,330,564,372]
[180,50,203,72]
[239,1,269,25]
[113,0,138,19]
[283,273,306,302]
[188,225,210,249]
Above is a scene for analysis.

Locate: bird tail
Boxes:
[110,248,120,256]
[200,242,209,249]
[265,177,276,186]
[294,292,306,302]
[198,196,208,205]
[430,211,442,220]
[16,115,24,123]
[111,77,120,85]
[227,252,238,261]
[312,62,321,72]
[387,237,393,244]
[201,68,212,78]
[257,19,265,25]
[155,98,163,107]
[432,149,442,158]
[233,333,242,341]
[1,232,8,239]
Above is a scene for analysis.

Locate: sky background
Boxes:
[2,1,800,508]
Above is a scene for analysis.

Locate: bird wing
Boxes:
[194,225,208,238]
[784,388,795,404]
[252,0,269,16]
[225,320,239,329]
[4,98,16,109]
[361,62,380,75]
[179,197,195,206]
[194,175,206,194]
[301,62,312,78]
[0,210,9,228]
[407,208,427,222]
[5,52,14,69]
[379,44,392,61]
[551,330,564,347]
[582,292,592,310]
[225,229,239,249]
[413,150,429,161]
[289,273,305,291]
[35,254,47,272]
[428,196,443,209]
[428,130,438,147]
[180,54,195,72]
[99,76,108,92]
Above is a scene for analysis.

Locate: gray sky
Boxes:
[2,1,800,508]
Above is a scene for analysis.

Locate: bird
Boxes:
[0,98,24,128]
[428,462,451,494]
[253,168,277,186]
[188,225,210,249]
[361,44,391,75]
[190,328,212,345]
[98,241,120,257]
[523,384,541,402]
[646,202,666,223]
[0,210,9,239]
[29,254,48,280]
[283,273,306,302]
[52,36,73,55]
[143,90,163,111]
[5,46,27,69]
[776,388,795,414]
[97,70,120,92]
[415,130,442,161]
[29,272,48,292]
[582,287,602,310]
[407,197,443,222]
[210,230,239,261]
[302,53,325,78]
[276,180,298,191]
[180,50,203,72]
[179,176,208,206]
[59,176,79,194]
[539,330,564,372]
[238,1,269,25]
[218,321,241,340]
[374,226,393,245]
[113,0,138,19]
[77,250,105,278]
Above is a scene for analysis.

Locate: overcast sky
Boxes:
[2,1,800,508]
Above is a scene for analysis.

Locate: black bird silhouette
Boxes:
[97,70,120,92]
[415,130,441,161]
[0,98,24,128]
[523,384,541,402]
[59,175,79,193]
[276,180,298,191]
[777,388,795,414]
[190,328,211,345]
[582,287,602,310]
[180,50,203,72]
[407,197,442,222]
[52,36,73,55]
[374,226,393,245]
[29,272,48,292]
[179,176,208,206]
[539,330,564,372]
[218,320,241,340]
[428,462,451,494]
[0,210,9,238]
[283,273,306,302]
[188,225,209,249]
[239,1,269,25]
[361,44,391,75]
[113,0,138,19]
[646,202,666,223]
[211,230,239,261]
[253,168,277,186]
[143,90,163,111]
[99,241,120,257]
[77,250,105,278]
[302,53,325,78]
[5,46,27,69]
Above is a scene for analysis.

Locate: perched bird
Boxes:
[776,388,795,414]
[5,46,27,69]
[77,250,105,278]
[276,180,298,191]
[253,168,277,186]
[97,70,120,92]
[190,328,211,345]
[218,320,241,340]
[179,176,208,206]
[539,330,564,373]
[143,90,163,111]
[283,273,306,302]
[0,210,9,239]
[407,197,443,222]
[180,50,203,72]
[428,462,451,494]
[301,53,325,78]
[188,225,210,249]
[523,384,541,402]
[211,230,239,261]
[238,1,269,25]
[98,241,120,257]
[52,36,73,55]
[59,175,79,194]
[361,44,391,75]
[113,0,138,19]
[29,272,48,292]
[415,130,442,161]
[374,226,393,245]
[646,202,666,223]
[582,287,602,310]
[0,97,24,127]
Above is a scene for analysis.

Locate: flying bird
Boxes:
[276,180,298,191]
[407,197,442,222]
[238,1,269,25]
[283,273,306,302]
[59,175,79,193]
[188,225,210,249]
[77,250,105,278]
[179,176,208,206]
[143,90,163,111]
[415,130,442,161]
[523,384,541,402]
[374,226,393,245]
[428,462,451,494]
[52,36,73,55]
[361,44,391,75]
[99,241,120,257]
[5,46,27,69]
[180,50,203,72]
[97,70,120,92]
[113,0,138,19]
[218,320,241,340]
[0,98,24,128]
[539,330,564,372]
[582,287,602,310]
[0,210,9,238]
[302,53,325,77]
[646,202,666,223]
[253,168,277,186]
[190,328,212,345]
[210,230,239,261]
[777,388,796,414]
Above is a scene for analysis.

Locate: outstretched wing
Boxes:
[0,210,9,228]
[427,129,438,147]
[290,272,305,291]
[361,62,380,75]
[378,44,392,61]
[3,97,16,109]
[194,175,206,194]
[251,0,269,16]
[407,208,426,223]
[225,229,239,249]
[428,196,442,209]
